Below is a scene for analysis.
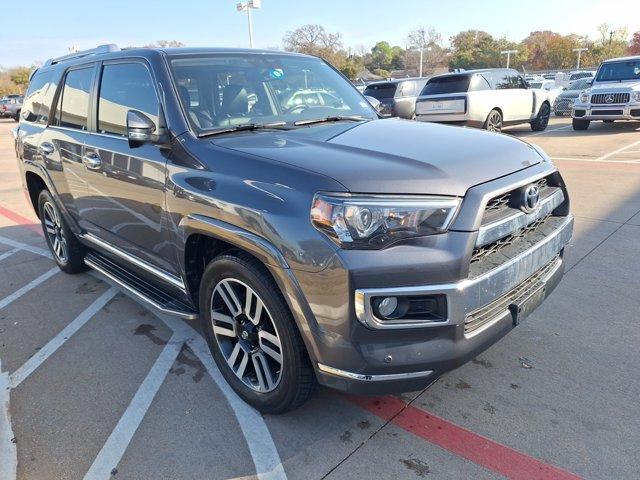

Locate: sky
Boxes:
[1,0,638,67]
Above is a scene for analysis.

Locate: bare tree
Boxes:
[144,40,185,48]
[405,26,447,75]
[407,26,442,49]
[282,24,346,67]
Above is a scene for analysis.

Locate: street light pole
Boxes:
[500,50,518,69]
[236,0,261,48]
[414,46,431,77]
[572,48,588,69]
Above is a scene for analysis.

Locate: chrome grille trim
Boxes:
[475,188,565,248]
[591,93,630,105]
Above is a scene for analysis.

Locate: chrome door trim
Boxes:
[80,232,186,291]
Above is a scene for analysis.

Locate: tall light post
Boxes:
[236,0,261,48]
[500,50,518,68]
[572,47,588,69]
[411,46,432,77]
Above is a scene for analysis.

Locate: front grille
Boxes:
[464,256,560,335]
[471,214,551,264]
[591,93,629,105]
[481,177,549,225]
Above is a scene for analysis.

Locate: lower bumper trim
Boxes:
[317,363,433,382]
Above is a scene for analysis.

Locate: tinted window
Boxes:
[57,67,93,130]
[22,70,55,123]
[98,63,159,136]
[363,83,398,100]
[421,75,471,95]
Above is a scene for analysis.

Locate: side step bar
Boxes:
[85,251,198,320]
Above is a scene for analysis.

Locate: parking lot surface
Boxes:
[1,117,639,479]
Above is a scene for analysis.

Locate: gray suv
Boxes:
[363,77,429,118]
[14,45,573,413]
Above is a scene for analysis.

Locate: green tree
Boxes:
[9,66,31,93]
[369,41,404,71]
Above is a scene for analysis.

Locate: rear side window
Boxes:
[22,70,55,124]
[397,81,421,97]
[97,62,159,136]
[421,75,471,95]
[56,67,93,130]
[363,83,397,100]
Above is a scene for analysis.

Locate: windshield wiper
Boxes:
[198,121,288,138]
[293,115,369,127]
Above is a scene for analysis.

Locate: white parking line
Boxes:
[0,235,51,258]
[0,267,59,310]
[552,157,640,164]
[9,287,119,389]
[0,360,17,480]
[0,248,19,262]
[523,124,572,137]
[83,334,184,480]
[596,139,640,162]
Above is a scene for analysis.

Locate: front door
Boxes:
[80,60,173,273]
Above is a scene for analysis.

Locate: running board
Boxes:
[84,251,198,320]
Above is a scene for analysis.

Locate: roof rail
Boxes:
[44,44,120,66]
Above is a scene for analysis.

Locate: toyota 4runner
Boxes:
[14,45,573,413]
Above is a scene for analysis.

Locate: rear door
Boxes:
[38,65,96,222]
[79,60,173,273]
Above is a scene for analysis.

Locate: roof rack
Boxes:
[44,44,120,66]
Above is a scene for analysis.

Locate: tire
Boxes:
[13,110,20,122]
[37,190,87,273]
[483,109,502,132]
[572,118,590,131]
[199,252,315,413]
[530,103,550,131]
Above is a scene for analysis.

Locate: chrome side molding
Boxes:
[80,232,187,291]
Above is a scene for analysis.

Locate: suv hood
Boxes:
[210,118,543,196]
[591,80,640,92]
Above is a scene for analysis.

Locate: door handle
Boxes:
[82,152,102,170]
[38,142,55,156]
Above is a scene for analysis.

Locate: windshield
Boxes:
[567,78,591,91]
[421,75,471,95]
[363,83,397,100]
[169,53,376,133]
[595,60,640,82]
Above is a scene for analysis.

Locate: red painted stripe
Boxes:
[348,395,582,480]
[0,204,43,235]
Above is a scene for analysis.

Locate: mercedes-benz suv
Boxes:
[14,45,573,413]
[572,56,640,130]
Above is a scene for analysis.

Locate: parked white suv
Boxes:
[571,56,640,130]
[415,69,551,132]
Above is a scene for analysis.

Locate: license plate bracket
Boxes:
[509,283,546,326]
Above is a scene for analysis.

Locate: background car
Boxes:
[415,68,551,132]
[552,78,592,116]
[528,79,563,105]
[362,77,429,118]
[0,96,23,121]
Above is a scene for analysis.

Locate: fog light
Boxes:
[376,296,398,318]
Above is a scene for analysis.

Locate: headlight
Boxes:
[311,193,461,249]
[632,91,640,102]
[579,91,590,103]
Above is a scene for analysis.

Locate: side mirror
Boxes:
[127,110,156,148]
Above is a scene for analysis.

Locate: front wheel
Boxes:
[199,253,315,413]
[572,118,590,131]
[483,109,503,132]
[38,190,87,273]
[530,103,550,131]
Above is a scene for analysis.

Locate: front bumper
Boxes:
[572,104,640,121]
[315,214,573,394]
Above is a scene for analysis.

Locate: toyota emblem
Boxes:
[521,184,541,213]
[605,94,615,104]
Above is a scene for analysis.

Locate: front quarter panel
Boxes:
[165,134,344,277]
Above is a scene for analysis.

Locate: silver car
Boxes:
[415,69,551,132]
[363,78,429,119]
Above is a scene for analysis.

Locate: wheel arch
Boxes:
[25,170,48,218]
[180,214,321,364]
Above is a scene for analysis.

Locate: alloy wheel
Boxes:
[43,201,68,263]
[210,278,283,393]
[487,111,502,132]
